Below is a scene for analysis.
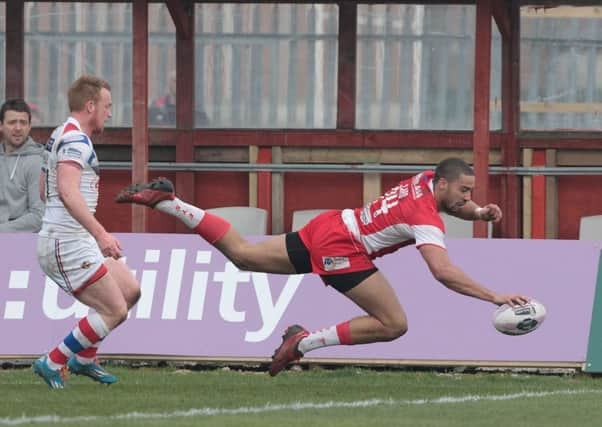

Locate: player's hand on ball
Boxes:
[493,299,546,335]
[493,293,529,307]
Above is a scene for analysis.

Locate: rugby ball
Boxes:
[492,300,546,336]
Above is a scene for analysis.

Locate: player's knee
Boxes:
[108,303,129,328]
[382,319,408,341]
[128,285,141,307]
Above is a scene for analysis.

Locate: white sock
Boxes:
[297,326,341,355]
[155,197,206,229]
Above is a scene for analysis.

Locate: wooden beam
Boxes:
[174,1,195,233]
[531,150,546,239]
[337,2,357,129]
[545,149,558,238]
[522,5,602,18]
[192,130,480,148]
[473,0,493,238]
[165,0,193,40]
[500,0,521,238]
[363,167,381,205]
[248,146,259,207]
[520,138,602,150]
[257,148,272,233]
[132,0,149,232]
[175,131,195,234]
[282,147,502,165]
[522,149,533,238]
[31,127,602,151]
[5,0,24,99]
[271,147,284,234]
[492,0,511,38]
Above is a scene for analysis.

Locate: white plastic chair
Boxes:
[440,212,492,238]
[291,209,330,231]
[579,215,602,240]
[206,207,268,235]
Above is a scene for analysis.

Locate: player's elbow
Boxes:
[57,186,70,203]
[429,264,451,284]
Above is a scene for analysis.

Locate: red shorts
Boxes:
[297,210,375,276]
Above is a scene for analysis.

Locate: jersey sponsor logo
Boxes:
[63,147,83,160]
[90,177,100,191]
[322,256,350,271]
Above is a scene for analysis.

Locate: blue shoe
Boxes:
[67,358,117,384]
[33,356,65,389]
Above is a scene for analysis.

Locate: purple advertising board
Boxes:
[1,233,600,364]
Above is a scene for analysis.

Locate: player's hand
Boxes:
[477,204,502,222]
[493,293,530,307]
[97,232,122,259]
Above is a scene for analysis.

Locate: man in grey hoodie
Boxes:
[0,99,46,232]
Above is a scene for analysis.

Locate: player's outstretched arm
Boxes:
[450,201,502,223]
[418,244,528,306]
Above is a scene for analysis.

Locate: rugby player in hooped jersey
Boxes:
[33,75,140,388]
[116,157,528,377]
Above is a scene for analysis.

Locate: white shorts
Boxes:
[37,235,108,295]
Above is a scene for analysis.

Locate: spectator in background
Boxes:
[0,99,46,232]
[148,70,209,126]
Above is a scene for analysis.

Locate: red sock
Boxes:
[336,321,353,345]
[193,212,231,243]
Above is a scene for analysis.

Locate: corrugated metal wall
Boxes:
[3,3,602,131]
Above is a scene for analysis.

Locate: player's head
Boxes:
[433,157,475,213]
[0,99,32,152]
[68,75,112,133]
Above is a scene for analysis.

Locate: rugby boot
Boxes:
[67,358,117,385]
[115,177,174,208]
[269,324,309,377]
[33,356,65,389]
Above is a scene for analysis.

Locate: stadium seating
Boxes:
[440,212,492,238]
[291,209,330,231]
[579,215,602,240]
[206,207,268,235]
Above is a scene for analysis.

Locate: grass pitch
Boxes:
[1,364,602,427]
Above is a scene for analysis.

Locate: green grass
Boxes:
[1,365,602,427]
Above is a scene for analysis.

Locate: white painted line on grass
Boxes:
[1,388,600,425]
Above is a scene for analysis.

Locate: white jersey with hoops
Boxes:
[342,170,446,259]
[39,117,100,238]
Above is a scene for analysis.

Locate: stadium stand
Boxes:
[291,209,330,231]
[579,215,602,240]
[206,207,268,235]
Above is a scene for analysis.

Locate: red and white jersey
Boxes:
[342,170,445,258]
[39,117,100,238]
